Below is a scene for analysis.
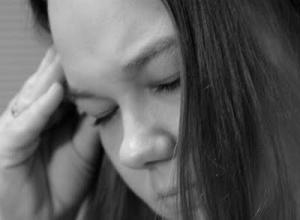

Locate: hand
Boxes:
[0,47,101,220]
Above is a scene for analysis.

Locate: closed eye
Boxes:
[93,106,119,126]
[92,75,181,127]
[151,75,181,93]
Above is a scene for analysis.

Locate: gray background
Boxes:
[0,0,50,113]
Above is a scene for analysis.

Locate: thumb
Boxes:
[46,114,102,215]
[72,114,102,167]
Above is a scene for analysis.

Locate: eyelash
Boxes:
[93,76,181,126]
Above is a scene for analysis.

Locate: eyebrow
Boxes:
[124,35,178,71]
[66,35,178,100]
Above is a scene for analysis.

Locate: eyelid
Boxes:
[86,73,180,121]
[94,106,117,119]
[148,72,180,87]
[94,73,180,117]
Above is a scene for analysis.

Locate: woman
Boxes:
[0,0,299,219]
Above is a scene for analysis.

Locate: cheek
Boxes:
[98,97,181,163]
[96,98,181,213]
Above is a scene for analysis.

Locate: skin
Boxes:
[48,0,183,218]
[0,0,299,219]
[0,48,102,219]
[1,0,297,219]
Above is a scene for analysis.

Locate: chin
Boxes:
[149,197,182,220]
[151,201,207,220]
[153,208,181,220]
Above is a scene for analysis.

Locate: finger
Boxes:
[0,93,22,127]
[49,114,101,171]
[0,47,57,119]
[71,115,101,165]
[26,55,64,102]
[0,137,40,168]
[36,46,57,73]
[46,115,101,214]
[14,55,64,115]
[0,84,63,168]
[20,47,56,93]
[15,82,64,141]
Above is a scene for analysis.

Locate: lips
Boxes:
[149,161,180,201]
[157,187,179,200]
[151,177,179,200]
[155,182,198,201]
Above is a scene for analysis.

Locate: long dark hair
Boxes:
[29,0,300,219]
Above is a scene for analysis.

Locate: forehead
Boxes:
[48,0,174,72]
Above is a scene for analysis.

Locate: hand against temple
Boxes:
[0,47,101,220]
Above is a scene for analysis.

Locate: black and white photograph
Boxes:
[0,0,300,219]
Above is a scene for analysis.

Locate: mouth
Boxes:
[156,187,179,200]
[156,182,198,201]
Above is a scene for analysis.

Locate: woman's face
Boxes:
[48,0,182,218]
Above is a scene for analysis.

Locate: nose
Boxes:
[119,128,176,169]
